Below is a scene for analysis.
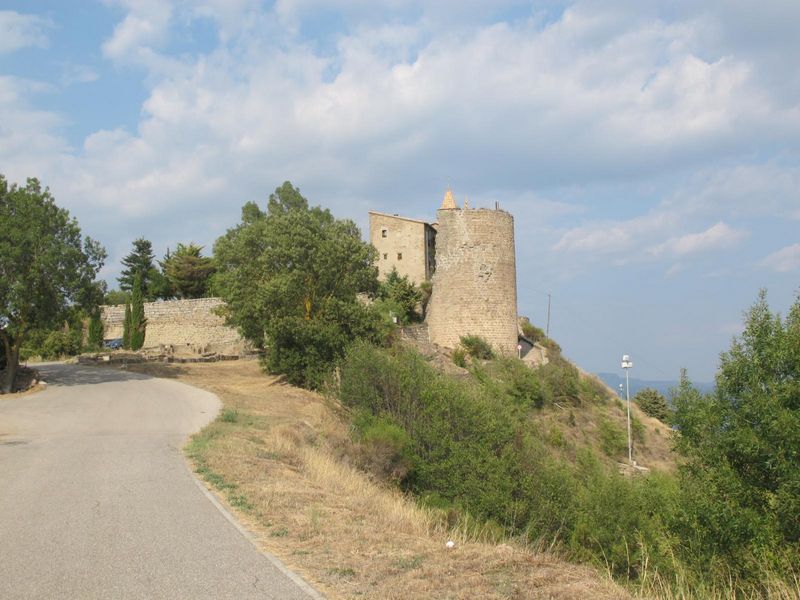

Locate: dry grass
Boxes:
[128,360,631,600]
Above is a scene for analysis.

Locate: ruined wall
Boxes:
[425,208,518,355]
[369,212,435,285]
[101,298,243,349]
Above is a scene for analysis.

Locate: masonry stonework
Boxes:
[101,298,242,349]
[369,212,436,285]
[424,207,518,356]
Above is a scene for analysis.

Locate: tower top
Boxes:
[441,188,457,210]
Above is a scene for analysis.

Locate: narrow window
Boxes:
[383,253,387,260]
[397,252,402,260]
[381,228,388,238]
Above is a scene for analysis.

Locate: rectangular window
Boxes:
[381,228,387,238]
[397,253,402,260]
[383,253,387,260]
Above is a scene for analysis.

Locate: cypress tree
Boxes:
[123,302,132,349]
[129,273,147,350]
[87,311,104,350]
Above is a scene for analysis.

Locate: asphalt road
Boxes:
[0,363,321,600]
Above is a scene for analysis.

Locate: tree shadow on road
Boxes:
[34,363,188,387]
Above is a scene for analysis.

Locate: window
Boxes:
[397,253,402,260]
[383,253,387,260]
[381,228,387,238]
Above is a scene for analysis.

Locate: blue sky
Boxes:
[1,0,798,381]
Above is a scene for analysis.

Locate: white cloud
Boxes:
[647,222,748,258]
[759,243,800,273]
[0,11,51,55]
[101,0,173,65]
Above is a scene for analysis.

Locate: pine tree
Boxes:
[162,243,216,299]
[118,238,161,300]
[122,301,132,350]
[129,273,147,350]
[87,311,104,350]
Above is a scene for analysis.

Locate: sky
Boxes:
[1,0,798,381]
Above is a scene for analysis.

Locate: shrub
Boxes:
[40,330,81,359]
[634,387,670,422]
[352,411,412,482]
[598,417,627,457]
[483,358,548,409]
[451,347,467,368]
[520,318,546,343]
[459,335,495,360]
[87,312,104,351]
[538,355,580,405]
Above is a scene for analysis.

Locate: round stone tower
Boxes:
[426,191,518,356]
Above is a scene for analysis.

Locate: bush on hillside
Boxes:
[459,335,495,360]
[635,387,671,422]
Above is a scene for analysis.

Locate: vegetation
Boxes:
[129,273,147,350]
[459,334,495,360]
[122,301,132,349]
[375,268,422,325]
[103,288,130,306]
[212,181,385,388]
[118,237,170,301]
[0,175,105,392]
[634,387,670,422]
[87,311,104,350]
[161,242,215,299]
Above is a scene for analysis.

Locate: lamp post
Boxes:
[621,354,633,465]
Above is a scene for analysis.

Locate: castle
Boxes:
[369,190,519,356]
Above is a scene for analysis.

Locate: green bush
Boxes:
[634,387,671,422]
[451,347,466,368]
[482,358,548,409]
[538,355,581,405]
[459,335,495,360]
[40,330,82,359]
[520,319,546,343]
[598,417,627,457]
[352,411,412,483]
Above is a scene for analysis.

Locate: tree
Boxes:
[129,274,147,350]
[0,175,106,392]
[213,181,382,387]
[118,238,170,301]
[87,311,104,350]
[672,290,800,576]
[377,268,422,324]
[123,301,132,349]
[634,387,670,421]
[162,243,215,299]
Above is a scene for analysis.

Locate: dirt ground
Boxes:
[125,359,631,600]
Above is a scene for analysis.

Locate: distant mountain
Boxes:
[596,373,715,399]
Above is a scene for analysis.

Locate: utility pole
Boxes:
[546,293,551,338]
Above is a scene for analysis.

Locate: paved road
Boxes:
[0,363,320,600]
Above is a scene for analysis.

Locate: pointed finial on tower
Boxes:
[441,187,456,209]
[463,195,469,209]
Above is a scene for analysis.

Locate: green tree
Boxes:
[118,238,170,300]
[672,290,800,577]
[634,387,670,421]
[377,268,422,324]
[104,289,130,306]
[0,176,105,392]
[129,273,147,350]
[87,311,104,350]
[162,243,215,299]
[213,181,382,387]
[122,301,132,349]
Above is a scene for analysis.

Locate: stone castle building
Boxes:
[369,190,519,356]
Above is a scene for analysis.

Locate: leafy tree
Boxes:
[213,181,382,387]
[118,238,170,300]
[672,290,800,577]
[0,176,105,392]
[162,243,215,299]
[377,268,422,324]
[129,273,147,350]
[634,387,670,421]
[104,289,130,306]
[87,311,104,350]
[122,301,132,349]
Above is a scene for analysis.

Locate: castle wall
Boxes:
[101,297,243,349]
[369,212,435,284]
[425,208,518,355]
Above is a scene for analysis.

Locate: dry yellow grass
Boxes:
[128,359,632,600]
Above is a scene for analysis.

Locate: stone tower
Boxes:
[425,191,518,355]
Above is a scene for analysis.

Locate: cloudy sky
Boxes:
[1,0,798,381]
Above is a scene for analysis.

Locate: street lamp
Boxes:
[621,354,633,465]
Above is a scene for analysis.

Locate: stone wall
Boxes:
[101,298,243,350]
[369,211,435,285]
[425,208,518,355]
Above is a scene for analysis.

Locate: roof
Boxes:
[368,211,433,227]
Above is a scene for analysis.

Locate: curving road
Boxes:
[0,363,320,600]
